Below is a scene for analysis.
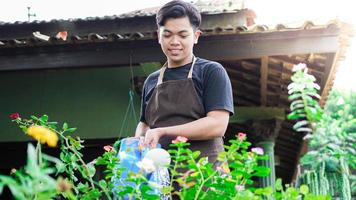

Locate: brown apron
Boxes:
[145,57,224,163]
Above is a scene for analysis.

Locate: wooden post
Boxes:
[260,56,269,105]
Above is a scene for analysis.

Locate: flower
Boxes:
[144,148,171,168]
[251,147,264,155]
[9,113,20,120]
[103,145,114,152]
[10,168,17,175]
[292,63,307,72]
[237,132,246,141]
[217,162,230,175]
[57,176,72,193]
[235,185,245,191]
[172,136,188,144]
[27,125,59,147]
[136,158,156,173]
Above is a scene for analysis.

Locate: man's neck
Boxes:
[167,54,194,68]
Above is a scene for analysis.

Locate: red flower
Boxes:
[172,136,188,144]
[9,113,20,120]
[103,145,114,152]
[238,132,246,141]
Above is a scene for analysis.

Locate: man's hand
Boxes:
[142,128,165,148]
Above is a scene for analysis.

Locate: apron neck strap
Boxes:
[157,56,197,85]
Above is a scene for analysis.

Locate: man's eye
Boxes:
[180,35,188,38]
[163,34,171,38]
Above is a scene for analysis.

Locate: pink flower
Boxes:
[251,147,264,155]
[235,185,245,191]
[237,132,246,141]
[172,136,188,144]
[103,145,114,152]
[9,113,20,120]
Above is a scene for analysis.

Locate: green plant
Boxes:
[287,63,323,133]
[1,113,333,199]
[0,143,66,200]
[287,64,354,199]
[3,114,119,200]
[166,133,270,200]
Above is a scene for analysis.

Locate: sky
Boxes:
[0,0,355,91]
[0,0,174,22]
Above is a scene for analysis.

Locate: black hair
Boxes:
[156,0,201,29]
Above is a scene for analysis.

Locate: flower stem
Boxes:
[169,147,181,200]
[57,131,95,189]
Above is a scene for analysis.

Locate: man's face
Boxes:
[158,16,200,67]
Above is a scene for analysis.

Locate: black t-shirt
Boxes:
[140,57,234,123]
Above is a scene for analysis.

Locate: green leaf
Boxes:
[0,182,3,194]
[300,185,309,195]
[83,188,101,199]
[8,184,26,200]
[300,151,318,165]
[252,166,270,177]
[192,151,201,159]
[161,186,173,195]
[67,128,77,133]
[77,182,89,192]
[262,186,273,195]
[40,114,49,123]
[290,99,304,110]
[275,178,283,191]
[296,127,313,133]
[87,163,96,178]
[288,93,303,101]
[99,180,107,189]
[288,111,303,120]
[285,187,299,198]
[63,122,68,130]
[30,115,39,121]
[293,120,309,130]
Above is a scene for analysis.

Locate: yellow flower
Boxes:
[27,125,58,147]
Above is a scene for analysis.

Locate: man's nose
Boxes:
[170,35,180,45]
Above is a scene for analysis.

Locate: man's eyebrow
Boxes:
[163,29,190,34]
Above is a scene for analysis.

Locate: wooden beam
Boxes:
[320,53,336,97]
[260,56,269,105]
[0,28,340,71]
[229,106,285,123]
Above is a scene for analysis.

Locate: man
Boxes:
[135,0,234,163]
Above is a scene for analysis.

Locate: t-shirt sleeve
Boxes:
[203,63,234,116]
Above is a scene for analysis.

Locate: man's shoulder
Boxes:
[145,69,160,83]
[196,57,224,71]
[195,58,226,78]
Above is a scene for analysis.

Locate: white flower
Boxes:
[235,185,245,191]
[336,97,345,105]
[292,63,307,72]
[251,147,264,155]
[144,148,171,169]
[137,158,156,173]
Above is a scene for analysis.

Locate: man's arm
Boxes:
[135,121,150,137]
[143,109,229,147]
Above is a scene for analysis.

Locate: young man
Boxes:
[135,0,234,163]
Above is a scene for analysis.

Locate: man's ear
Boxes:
[194,30,201,44]
[157,29,162,44]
